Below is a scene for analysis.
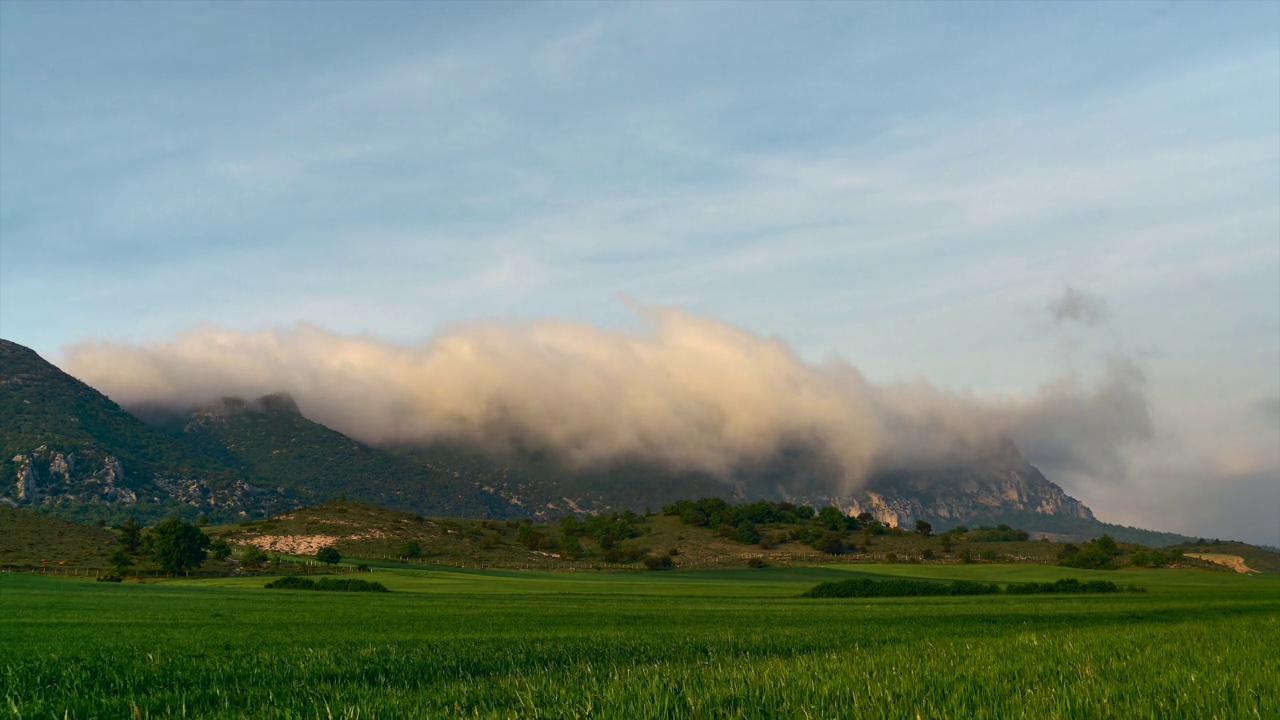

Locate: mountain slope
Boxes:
[0,339,281,523]
[178,394,508,518]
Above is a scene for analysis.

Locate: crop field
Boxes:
[3,564,1277,719]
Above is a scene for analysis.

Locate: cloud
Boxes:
[1047,287,1110,327]
[60,307,1153,493]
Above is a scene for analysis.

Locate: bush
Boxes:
[240,544,268,569]
[96,574,123,583]
[803,578,1000,598]
[813,533,844,555]
[642,554,674,570]
[316,546,341,566]
[397,540,422,559]
[604,544,643,563]
[966,524,1030,542]
[1005,579,1122,594]
[209,538,232,561]
[264,577,388,592]
[747,558,765,569]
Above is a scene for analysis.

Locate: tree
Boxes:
[209,538,232,561]
[240,544,268,569]
[316,546,341,566]
[108,548,134,575]
[561,535,583,559]
[817,506,847,531]
[940,535,953,553]
[118,518,143,553]
[146,516,211,573]
[915,520,933,538]
[398,540,422,559]
[196,513,210,527]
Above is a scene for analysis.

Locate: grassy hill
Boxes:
[0,505,117,570]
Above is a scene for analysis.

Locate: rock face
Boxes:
[789,440,1095,529]
[11,446,137,505]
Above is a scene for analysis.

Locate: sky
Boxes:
[2,1,1277,544]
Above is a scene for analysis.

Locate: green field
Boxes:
[3,564,1277,719]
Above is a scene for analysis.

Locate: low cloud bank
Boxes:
[61,307,1152,491]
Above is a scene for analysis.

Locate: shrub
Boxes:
[803,578,1000,598]
[642,554,673,570]
[814,533,844,555]
[209,538,232,561]
[264,577,388,592]
[96,574,123,583]
[316,546,341,566]
[747,558,765,569]
[398,541,422,559]
[604,544,643,563]
[240,544,268,569]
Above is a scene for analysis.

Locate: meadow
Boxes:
[2,563,1277,719]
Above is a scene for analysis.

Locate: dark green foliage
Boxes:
[240,544,268,568]
[95,574,123,582]
[803,578,1001,598]
[642,554,673,570]
[664,498,860,547]
[108,548,134,574]
[398,540,422,559]
[209,538,232,561]
[1060,535,1120,570]
[915,520,933,537]
[746,558,765,568]
[1128,548,1183,568]
[561,536,583,559]
[263,576,388,592]
[604,543,643,564]
[118,518,143,553]
[144,517,211,573]
[966,524,1030,542]
[1006,579,1123,594]
[316,546,341,565]
[813,533,845,555]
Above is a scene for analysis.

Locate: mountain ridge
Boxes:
[1,337,1194,545]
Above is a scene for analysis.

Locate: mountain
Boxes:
[0,339,282,523]
[175,393,506,518]
[1,338,1190,544]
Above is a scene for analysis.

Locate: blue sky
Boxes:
[2,1,1277,543]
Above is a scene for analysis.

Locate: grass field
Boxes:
[3,564,1277,719]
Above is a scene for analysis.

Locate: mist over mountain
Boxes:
[61,307,1153,499]
[3,336,1196,544]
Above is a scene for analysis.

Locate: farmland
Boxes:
[3,563,1277,718]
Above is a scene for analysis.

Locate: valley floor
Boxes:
[3,564,1278,718]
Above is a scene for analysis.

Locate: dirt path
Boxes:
[1186,553,1254,574]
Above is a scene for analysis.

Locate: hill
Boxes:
[0,339,283,524]
[0,505,117,570]
[177,394,508,518]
